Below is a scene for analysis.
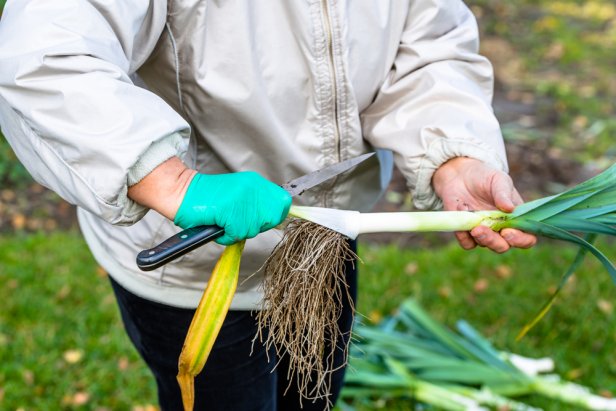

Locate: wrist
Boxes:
[127,157,197,221]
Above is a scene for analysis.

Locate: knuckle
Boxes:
[247,224,261,238]
[281,191,292,206]
[461,241,476,250]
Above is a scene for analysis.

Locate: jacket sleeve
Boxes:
[361,0,507,210]
[0,0,190,225]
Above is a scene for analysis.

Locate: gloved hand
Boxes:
[173,171,292,245]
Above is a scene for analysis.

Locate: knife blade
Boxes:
[136,152,375,271]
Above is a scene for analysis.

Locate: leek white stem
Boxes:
[358,211,502,234]
[410,379,488,411]
[449,386,541,411]
[533,376,616,410]
[289,206,508,239]
[501,352,554,376]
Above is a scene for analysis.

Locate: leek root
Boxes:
[256,220,356,409]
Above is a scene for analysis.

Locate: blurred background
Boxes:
[0,1,615,410]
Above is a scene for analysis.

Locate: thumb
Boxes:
[490,173,517,213]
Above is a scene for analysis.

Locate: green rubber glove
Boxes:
[173,171,292,245]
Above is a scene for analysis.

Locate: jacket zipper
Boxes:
[321,0,342,163]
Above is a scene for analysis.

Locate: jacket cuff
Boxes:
[115,133,188,224]
[411,137,508,210]
[127,132,188,186]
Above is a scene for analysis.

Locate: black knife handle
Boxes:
[136,225,224,271]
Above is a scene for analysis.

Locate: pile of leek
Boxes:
[340,298,616,411]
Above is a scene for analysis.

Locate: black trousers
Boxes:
[109,254,357,411]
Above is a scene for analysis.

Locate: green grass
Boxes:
[0,232,157,410]
[1,232,615,410]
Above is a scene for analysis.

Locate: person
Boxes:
[0,1,536,410]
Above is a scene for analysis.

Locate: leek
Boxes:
[290,163,616,268]
[342,298,616,410]
[290,163,616,334]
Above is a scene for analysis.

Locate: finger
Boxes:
[490,174,517,213]
[471,225,510,253]
[246,224,261,239]
[215,234,236,246]
[261,219,277,232]
[452,198,478,250]
[500,228,537,249]
[455,231,477,250]
[216,223,245,245]
[511,189,525,207]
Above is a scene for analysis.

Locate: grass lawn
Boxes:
[1,231,615,410]
[0,232,157,410]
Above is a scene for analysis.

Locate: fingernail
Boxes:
[504,234,514,241]
[475,234,486,241]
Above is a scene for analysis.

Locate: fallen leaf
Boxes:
[72,392,90,406]
[404,262,418,276]
[367,310,383,324]
[438,286,452,298]
[44,219,58,231]
[30,183,46,194]
[96,266,108,278]
[11,213,26,230]
[103,294,115,306]
[566,368,584,380]
[56,285,71,300]
[63,349,84,364]
[520,92,535,105]
[495,265,512,279]
[22,370,34,385]
[572,115,589,131]
[597,299,613,315]
[474,278,489,293]
[61,395,72,406]
[518,115,536,128]
[26,218,42,231]
[1,189,16,202]
[132,405,159,411]
[118,357,129,371]
[544,42,564,60]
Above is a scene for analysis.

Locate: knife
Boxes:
[136,152,375,271]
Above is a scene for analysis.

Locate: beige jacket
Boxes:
[0,0,507,309]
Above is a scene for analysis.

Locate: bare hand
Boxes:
[432,157,537,253]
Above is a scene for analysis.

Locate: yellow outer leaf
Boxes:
[176,240,245,411]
